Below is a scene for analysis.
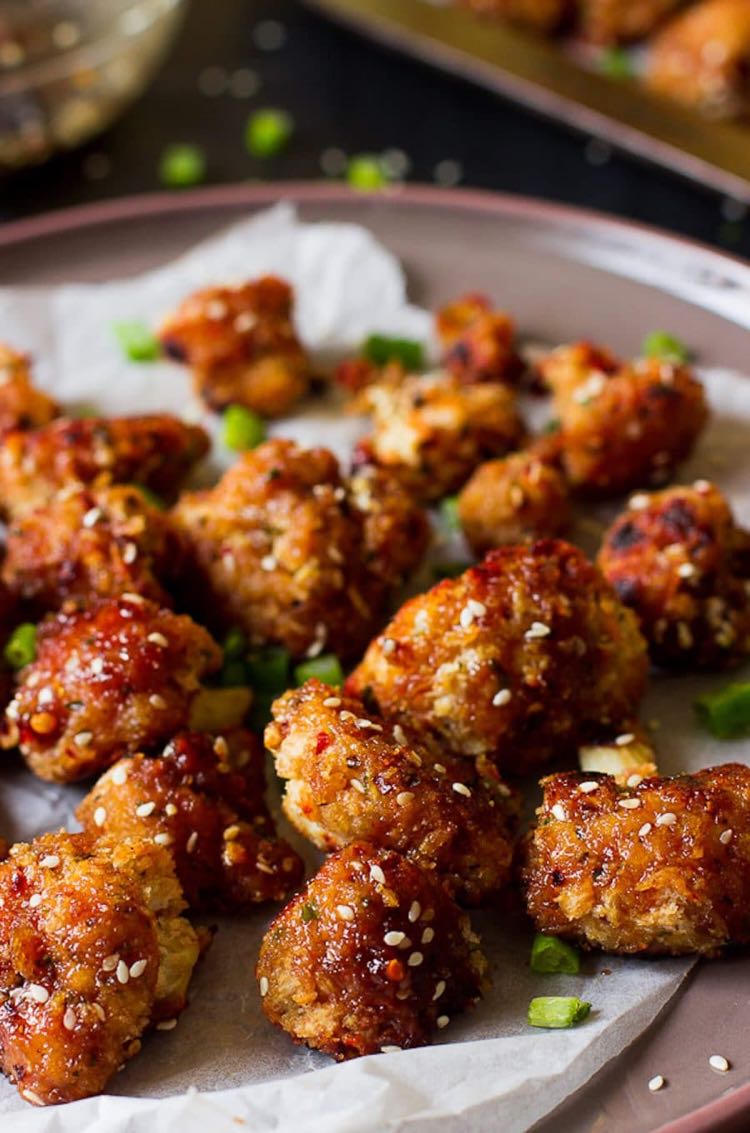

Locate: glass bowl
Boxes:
[0,0,187,169]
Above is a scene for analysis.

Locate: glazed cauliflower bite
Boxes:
[172,438,428,660]
[0,831,201,1106]
[5,594,222,783]
[346,464,431,592]
[459,0,571,32]
[458,451,571,555]
[578,0,683,42]
[2,484,179,614]
[355,372,525,503]
[257,842,487,1059]
[78,729,304,911]
[266,680,517,906]
[523,764,750,956]
[598,481,750,669]
[436,293,522,386]
[0,414,209,520]
[346,540,648,774]
[538,343,709,497]
[0,343,58,435]
[158,276,311,417]
[646,0,750,118]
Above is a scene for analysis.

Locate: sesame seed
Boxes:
[336,904,355,921]
[693,479,712,492]
[74,730,93,747]
[82,506,102,527]
[629,494,650,510]
[92,657,105,675]
[615,733,635,746]
[384,931,406,946]
[94,806,107,827]
[147,632,168,647]
[129,959,148,979]
[382,637,396,655]
[627,774,643,788]
[648,1075,666,1092]
[261,554,277,571]
[422,927,435,944]
[259,976,269,997]
[452,782,471,798]
[434,763,446,774]
[136,802,156,818]
[380,1045,402,1054]
[121,591,145,604]
[525,621,551,640]
[186,831,198,854]
[27,983,49,1003]
[206,299,228,320]
[468,599,486,617]
[551,803,567,821]
[720,829,733,845]
[63,1007,77,1031]
[116,961,130,984]
[323,697,341,707]
[656,812,677,827]
[639,823,653,837]
[40,855,60,869]
[149,694,167,709]
[28,894,42,908]
[356,718,382,731]
[214,736,229,758]
[408,951,424,967]
[459,606,476,629]
[154,833,172,847]
[492,688,512,707]
[156,1018,178,1031]
[436,1015,450,1029]
[677,562,696,579]
[165,803,177,817]
[433,980,446,1000]
[111,764,128,785]
[397,791,415,806]
[122,542,138,565]
[408,901,421,922]
[393,724,408,745]
[21,1089,45,1107]
[618,798,641,810]
[234,311,257,332]
[102,954,119,972]
[709,1055,730,1073]
[350,778,366,794]
[369,863,386,885]
[579,781,599,793]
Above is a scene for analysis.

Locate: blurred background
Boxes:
[0,0,747,257]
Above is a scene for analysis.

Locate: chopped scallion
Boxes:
[113,321,160,363]
[245,109,294,158]
[530,934,581,975]
[4,623,37,670]
[695,682,750,739]
[294,653,344,688]
[528,996,591,1029]
[599,46,634,80]
[642,330,691,364]
[246,646,291,694]
[439,496,461,533]
[347,154,389,192]
[159,144,206,188]
[362,334,424,371]
[222,404,267,451]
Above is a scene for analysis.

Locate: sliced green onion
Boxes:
[112,320,160,363]
[219,659,248,688]
[158,143,206,188]
[695,682,750,739]
[530,934,581,975]
[362,334,425,371]
[246,646,291,694]
[528,996,591,1029]
[599,46,634,80]
[294,653,344,688]
[301,902,319,922]
[223,627,247,660]
[439,496,461,533]
[4,623,37,670]
[249,690,276,733]
[347,154,389,192]
[222,404,267,451]
[75,405,99,418]
[130,483,166,511]
[245,109,294,158]
[642,330,691,364]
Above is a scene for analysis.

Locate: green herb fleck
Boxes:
[245,109,294,158]
[158,144,206,188]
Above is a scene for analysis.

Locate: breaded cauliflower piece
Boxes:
[2,485,178,614]
[458,451,571,555]
[5,594,222,783]
[346,464,431,591]
[0,415,209,519]
[537,343,708,497]
[266,680,517,905]
[158,277,311,417]
[0,831,201,1106]
[354,372,525,503]
[646,0,750,118]
[346,540,648,774]
[460,0,571,32]
[436,293,522,386]
[257,842,486,1059]
[0,343,58,435]
[523,763,750,955]
[579,0,683,42]
[78,729,304,911]
[598,481,750,669]
[172,439,428,660]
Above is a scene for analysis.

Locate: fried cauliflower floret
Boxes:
[5,595,222,783]
[346,465,431,591]
[266,680,517,906]
[0,415,210,520]
[2,485,178,614]
[598,481,750,669]
[257,842,486,1059]
[579,0,683,42]
[578,727,659,783]
[77,729,304,911]
[458,451,571,555]
[646,0,750,118]
[436,294,522,386]
[347,540,648,774]
[537,344,709,496]
[523,764,750,956]
[172,439,427,660]
[158,277,311,417]
[0,831,201,1106]
[0,343,58,435]
[355,373,525,503]
[460,0,571,32]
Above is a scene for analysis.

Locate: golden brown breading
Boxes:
[5,595,222,783]
[537,343,709,497]
[266,679,517,906]
[2,485,178,614]
[354,372,525,503]
[598,481,750,669]
[646,0,750,118]
[458,451,571,556]
[0,343,58,435]
[158,277,311,417]
[0,415,210,519]
[346,540,648,774]
[0,831,201,1106]
[578,0,683,42]
[346,464,431,592]
[436,293,523,386]
[460,0,571,32]
[172,439,428,660]
[257,842,487,1059]
[523,763,750,955]
[77,729,304,911]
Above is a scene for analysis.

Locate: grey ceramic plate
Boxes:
[1,183,750,1133]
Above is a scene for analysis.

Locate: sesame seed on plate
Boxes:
[436,1015,450,1029]
[551,803,567,821]
[655,812,677,827]
[648,1075,666,1092]
[709,1055,730,1073]
[94,806,107,827]
[384,931,406,946]
[525,621,551,640]
[493,689,511,707]
[370,863,386,885]
[259,976,269,997]
[433,980,446,1000]
[720,829,733,845]
[336,904,355,921]
[579,781,599,793]
[452,782,471,798]
[408,952,424,967]
[380,1045,402,1053]
[136,801,156,818]
[408,901,421,922]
